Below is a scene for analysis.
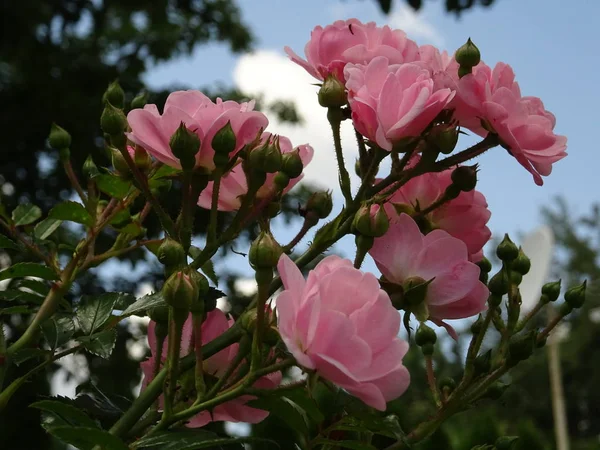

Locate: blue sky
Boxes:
[143,0,598,270]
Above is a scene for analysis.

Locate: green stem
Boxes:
[355,128,369,177]
[425,355,441,407]
[204,335,250,400]
[208,170,222,245]
[192,313,206,401]
[516,298,546,332]
[283,216,316,253]
[251,269,273,372]
[63,159,88,209]
[328,108,352,205]
[163,308,187,418]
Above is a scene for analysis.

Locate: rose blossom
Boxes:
[127,90,268,171]
[276,253,410,411]
[383,166,491,262]
[455,62,567,185]
[344,56,454,151]
[141,309,281,427]
[369,214,488,337]
[197,133,314,212]
[285,19,419,81]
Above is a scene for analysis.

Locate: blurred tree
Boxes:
[372,0,497,15]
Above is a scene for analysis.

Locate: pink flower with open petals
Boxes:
[285,19,419,81]
[197,133,314,211]
[127,90,268,171]
[141,309,281,427]
[277,254,410,411]
[417,45,460,93]
[370,214,488,336]
[344,57,454,150]
[455,63,567,185]
[384,167,491,262]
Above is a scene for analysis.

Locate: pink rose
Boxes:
[141,309,281,427]
[383,166,491,262]
[285,19,419,81]
[344,57,455,151]
[276,254,410,411]
[417,44,460,93]
[455,63,567,185]
[197,133,314,211]
[127,90,268,171]
[370,214,488,337]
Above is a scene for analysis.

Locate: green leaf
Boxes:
[42,315,76,349]
[120,292,165,318]
[201,260,219,286]
[0,305,34,315]
[12,203,42,226]
[76,293,119,335]
[0,288,45,304]
[151,164,180,179]
[133,430,278,449]
[31,399,98,428]
[77,329,117,359]
[11,348,50,365]
[96,174,132,199]
[49,201,93,227]
[18,279,50,296]
[0,234,18,249]
[49,426,128,450]
[109,208,131,227]
[109,292,136,310]
[133,430,219,448]
[119,222,144,237]
[312,439,377,450]
[0,262,58,281]
[249,396,309,437]
[34,217,63,240]
[284,388,325,425]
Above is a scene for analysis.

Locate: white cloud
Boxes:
[233,50,360,192]
[387,4,444,46]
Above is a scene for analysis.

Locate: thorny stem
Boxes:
[207,170,222,246]
[425,355,441,407]
[328,108,353,205]
[63,159,88,209]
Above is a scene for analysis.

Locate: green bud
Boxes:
[458,65,472,79]
[212,121,236,155]
[438,376,457,393]
[507,331,536,366]
[494,436,519,450]
[488,293,503,307]
[281,148,304,178]
[353,204,389,237]
[564,280,586,309]
[188,270,209,314]
[477,256,492,273]
[513,247,531,275]
[484,381,509,400]
[148,305,170,323]
[510,270,523,286]
[444,183,462,200]
[559,302,573,316]
[101,102,127,136]
[82,155,99,180]
[248,136,282,173]
[110,148,130,175]
[240,308,258,334]
[133,146,152,171]
[305,191,333,219]
[403,276,430,307]
[479,270,489,284]
[415,324,437,347]
[421,343,434,356]
[428,126,459,154]
[273,172,290,190]
[318,75,347,108]
[170,122,200,171]
[488,271,508,296]
[131,91,148,109]
[157,237,186,269]
[541,280,561,302]
[455,38,481,68]
[451,165,478,192]
[496,234,519,262]
[474,349,492,377]
[249,231,283,269]
[48,123,72,150]
[162,269,198,311]
[103,80,125,109]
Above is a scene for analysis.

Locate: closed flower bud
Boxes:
[477,256,492,274]
[281,148,304,178]
[318,75,347,108]
[82,155,99,180]
[48,123,72,150]
[101,102,127,136]
[415,323,437,347]
[488,293,502,307]
[455,38,481,68]
[170,122,201,171]
[103,80,125,109]
[212,121,236,155]
[485,381,509,400]
[496,234,519,261]
[513,248,531,275]
[403,276,430,307]
[248,137,282,173]
[457,65,472,79]
[157,237,186,268]
[131,91,148,110]
[428,126,459,154]
[189,270,209,314]
[564,280,586,309]
[353,204,389,237]
[110,148,130,175]
[510,270,523,285]
[162,269,198,311]
[305,191,333,219]
[559,302,573,316]
[507,331,536,366]
[444,183,462,200]
[451,165,478,192]
[488,271,509,296]
[133,146,152,170]
[240,308,258,334]
[249,231,282,269]
[438,376,456,393]
[541,280,561,302]
[495,436,519,450]
[148,305,170,323]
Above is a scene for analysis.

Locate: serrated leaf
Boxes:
[11,348,50,365]
[133,430,278,450]
[0,262,58,281]
[313,439,377,450]
[12,203,42,226]
[132,430,219,448]
[0,305,34,315]
[96,174,132,199]
[49,201,94,227]
[77,293,119,335]
[0,288,45,304]
[34,217,63,240]
[31,399,98,429]
[0,234,18,249]
[49,426,128,450]
[206,287,226,304]
[42,316,75,349]
[201,260,219,286]
[109,292,136,311]
[120,292,165,318]
[77,329,117,359]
